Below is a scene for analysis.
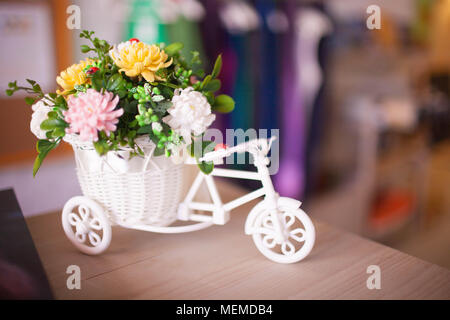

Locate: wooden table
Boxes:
[26,181,450,299]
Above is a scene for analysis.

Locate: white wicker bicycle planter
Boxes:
[65,134,185,225]
[62,135,316,263]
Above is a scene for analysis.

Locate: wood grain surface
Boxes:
[26,181,450,300]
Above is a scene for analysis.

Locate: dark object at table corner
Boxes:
[0,188,53,300]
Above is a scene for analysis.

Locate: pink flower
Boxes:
[64,89,123,142]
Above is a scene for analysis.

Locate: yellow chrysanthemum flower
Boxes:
[56,58,93,94]
[110,41,173,82]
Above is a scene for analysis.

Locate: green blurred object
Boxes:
[411,0,434,43]
[167,16,205,67]
[126,0,169,44]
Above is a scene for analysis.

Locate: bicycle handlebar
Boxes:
[199,137,277,163]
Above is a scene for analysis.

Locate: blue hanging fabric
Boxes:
[198,0,234,136]
[254,0,279,132]
[229,33,253,131]
[216,0,260,132]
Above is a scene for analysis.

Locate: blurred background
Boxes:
[0,0,449,268]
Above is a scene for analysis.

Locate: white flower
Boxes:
[108,40,134,59]
[30,98,53,139]
[163,87,215,143]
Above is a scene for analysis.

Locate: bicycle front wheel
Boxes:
[251,205,315,264]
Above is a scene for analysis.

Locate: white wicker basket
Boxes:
[64,134,186,227]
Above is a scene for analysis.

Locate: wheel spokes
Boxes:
[78,204,91,221]
[88,231,102,247]
[290,228,306,243]
[283,212,295,228]
[89,218,102,230]
[262,215,273,228]
[281,240,295,256]
[70,206,104,246]
[254,226,277,236]
[68,213,82,226]
[75,231,86,243]
[262,235,277,248]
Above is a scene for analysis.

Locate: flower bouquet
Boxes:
[6,30,235,227]
[6,30,234,176]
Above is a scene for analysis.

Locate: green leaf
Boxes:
[117,89,127,98]
[198,161,214,174]
[152,95,164,102]
[203,79,221,92]
[36,139,54,153]
[211,54,222,79]
[123,100,138,113]
[93,140,109,156]
[200,75,212,90]
[54,95,68,110]
[25,97,35,105]
[47,111,58,119]
[189,140,216,159]
[203,140,216,154]
[81,45,91,53]
[55,95,66,105]
[33,140,57,176]
[212,94,235,113]
[32,83,42,93]
[153,100,172,114]
[33,154,45,177]
[138,104,147,115]
[164,42,184,56]
[153,147,165,157]
[51,127,66,138]
[26,79,36,86]
[195,69,205,78]
[48,92,57,99]
[127,130,137,140]
[91,71,104,91]
[137,125,152,134]
[5,89,13,96]
[204,91,215,105]
[40,118,66,131]
[106,73,123,91]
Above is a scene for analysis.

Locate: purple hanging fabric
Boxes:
[274,0,305,198]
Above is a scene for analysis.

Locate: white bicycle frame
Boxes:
[174,137,289,240]
[121,137,290,241]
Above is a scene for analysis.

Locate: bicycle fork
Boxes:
[256,162,287,243]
